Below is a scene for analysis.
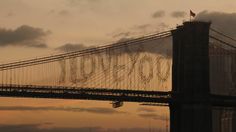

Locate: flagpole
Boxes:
[189,10,191,21]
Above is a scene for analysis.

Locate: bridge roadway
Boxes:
[0,84,235,107]
[0,84,171,105]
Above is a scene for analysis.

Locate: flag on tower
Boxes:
[190,10,196,17]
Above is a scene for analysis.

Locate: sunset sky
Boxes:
[0,0,236,132]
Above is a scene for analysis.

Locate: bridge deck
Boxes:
[0,85,236,107]
[0,85,171,104]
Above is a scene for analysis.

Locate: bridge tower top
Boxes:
[172,21,211,96]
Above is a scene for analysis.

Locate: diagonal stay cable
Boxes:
[0,33,171,71]
[0,30,171,66]
[209,35,236,49]
[210,28,236,43]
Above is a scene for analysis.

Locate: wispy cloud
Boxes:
[0,123,166,132]
[58,10,70,16]
[6,12,15,17]
[171,11,186,18]
[138,113,168,121]
[0,123,102,132]
[68,0,101,6]
[56,43,93,52]
[137,107,168,121]
[137,107,156,112]
[0,106,126,115]
[67,0,103,12]
[152,10,165,18]
[110,23,169,39]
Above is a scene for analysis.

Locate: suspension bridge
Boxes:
[0,21,235,132]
